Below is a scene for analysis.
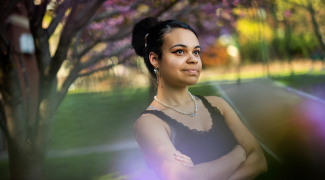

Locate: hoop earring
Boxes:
[154,68,159,84]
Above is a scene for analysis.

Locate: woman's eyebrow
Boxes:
[169,44,186,50]
[169,44,201,50]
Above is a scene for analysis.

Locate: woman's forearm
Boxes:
[187,145,246,180]
[227,150,268,180]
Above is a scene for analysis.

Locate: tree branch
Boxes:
[76,28,132,59]
[47,0,73,38]
[90,9,120,22]
[154,0,181,18]
[23,0,35,19]
[54,65,80,111]
[79,53,133,77]
[76,0,179,60]
[80,44,131,69]
[88,1,141,24]
[74,30,82,57]
[52,0,181,110]
[25,0,52,76]
[74,0,107,30]
[173,4,198,20]
[1,0,22,22]
[46,0,106,85]
[55,48,132,110]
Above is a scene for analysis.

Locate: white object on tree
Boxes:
[19,33,35,54]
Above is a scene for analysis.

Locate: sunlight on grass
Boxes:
[199,61,325,83]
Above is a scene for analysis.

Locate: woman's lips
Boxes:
[182,68,199,74]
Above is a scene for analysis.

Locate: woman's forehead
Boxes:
[163,28,199,48]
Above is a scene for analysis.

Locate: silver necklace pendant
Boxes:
[190,113,196,117]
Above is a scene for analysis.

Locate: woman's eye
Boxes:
[174,50,184,55]
[193,51,200,55]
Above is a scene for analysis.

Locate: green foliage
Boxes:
[239,31,319,62]
[273,32,319,59]
[240,41,263,63]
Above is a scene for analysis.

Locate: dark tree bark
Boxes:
[307,1,325,52]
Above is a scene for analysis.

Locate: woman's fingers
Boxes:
[174,151,189,161]
[174,151,194,167]
[182,162,194,168]
[175,155,189,162]
[175,151,191,159]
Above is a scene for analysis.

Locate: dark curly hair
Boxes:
[131,17,198,79]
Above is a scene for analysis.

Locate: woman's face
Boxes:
[156,28,202,87]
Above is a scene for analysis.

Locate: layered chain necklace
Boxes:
[154,92,197,117]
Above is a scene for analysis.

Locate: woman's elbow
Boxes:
[164,170,193,180]
[250,151,268,177]
[161,163,194,180]
[262,160,268,173]
[259,154,268,174]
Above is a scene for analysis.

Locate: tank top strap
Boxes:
[193,95,223,116]
[141,110,175,124]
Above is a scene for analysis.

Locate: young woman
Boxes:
[132,17,267,180]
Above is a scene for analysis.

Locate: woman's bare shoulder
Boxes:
[133,111,166,134]
[203,96,228,113]
[204,95,225,102]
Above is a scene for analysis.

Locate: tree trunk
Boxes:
[7,78,58,180]
[3,69,58,180]
[0,51,47,179]
[308,1,325,52]
[7,139,45,180]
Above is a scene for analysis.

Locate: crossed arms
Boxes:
[133,96,267,180]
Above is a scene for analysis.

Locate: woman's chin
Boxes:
[184,78,199,86]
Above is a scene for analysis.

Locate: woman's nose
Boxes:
[187,54,199,64]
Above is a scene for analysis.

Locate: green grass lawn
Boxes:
[271,72,325,89]
[50,88,150,150]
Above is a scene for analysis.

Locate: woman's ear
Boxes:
[149,52,159,68]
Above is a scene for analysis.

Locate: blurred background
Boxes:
[0,0,325,179]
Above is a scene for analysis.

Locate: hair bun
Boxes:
[131,17,160,57]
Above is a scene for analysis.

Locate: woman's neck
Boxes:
[155,83,192,107]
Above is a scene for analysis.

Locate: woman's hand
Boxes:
[174,150,194,168]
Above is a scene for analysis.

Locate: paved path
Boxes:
[0,138,139,160]
[215,79,325,179]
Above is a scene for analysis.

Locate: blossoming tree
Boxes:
[0,0,251,179]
